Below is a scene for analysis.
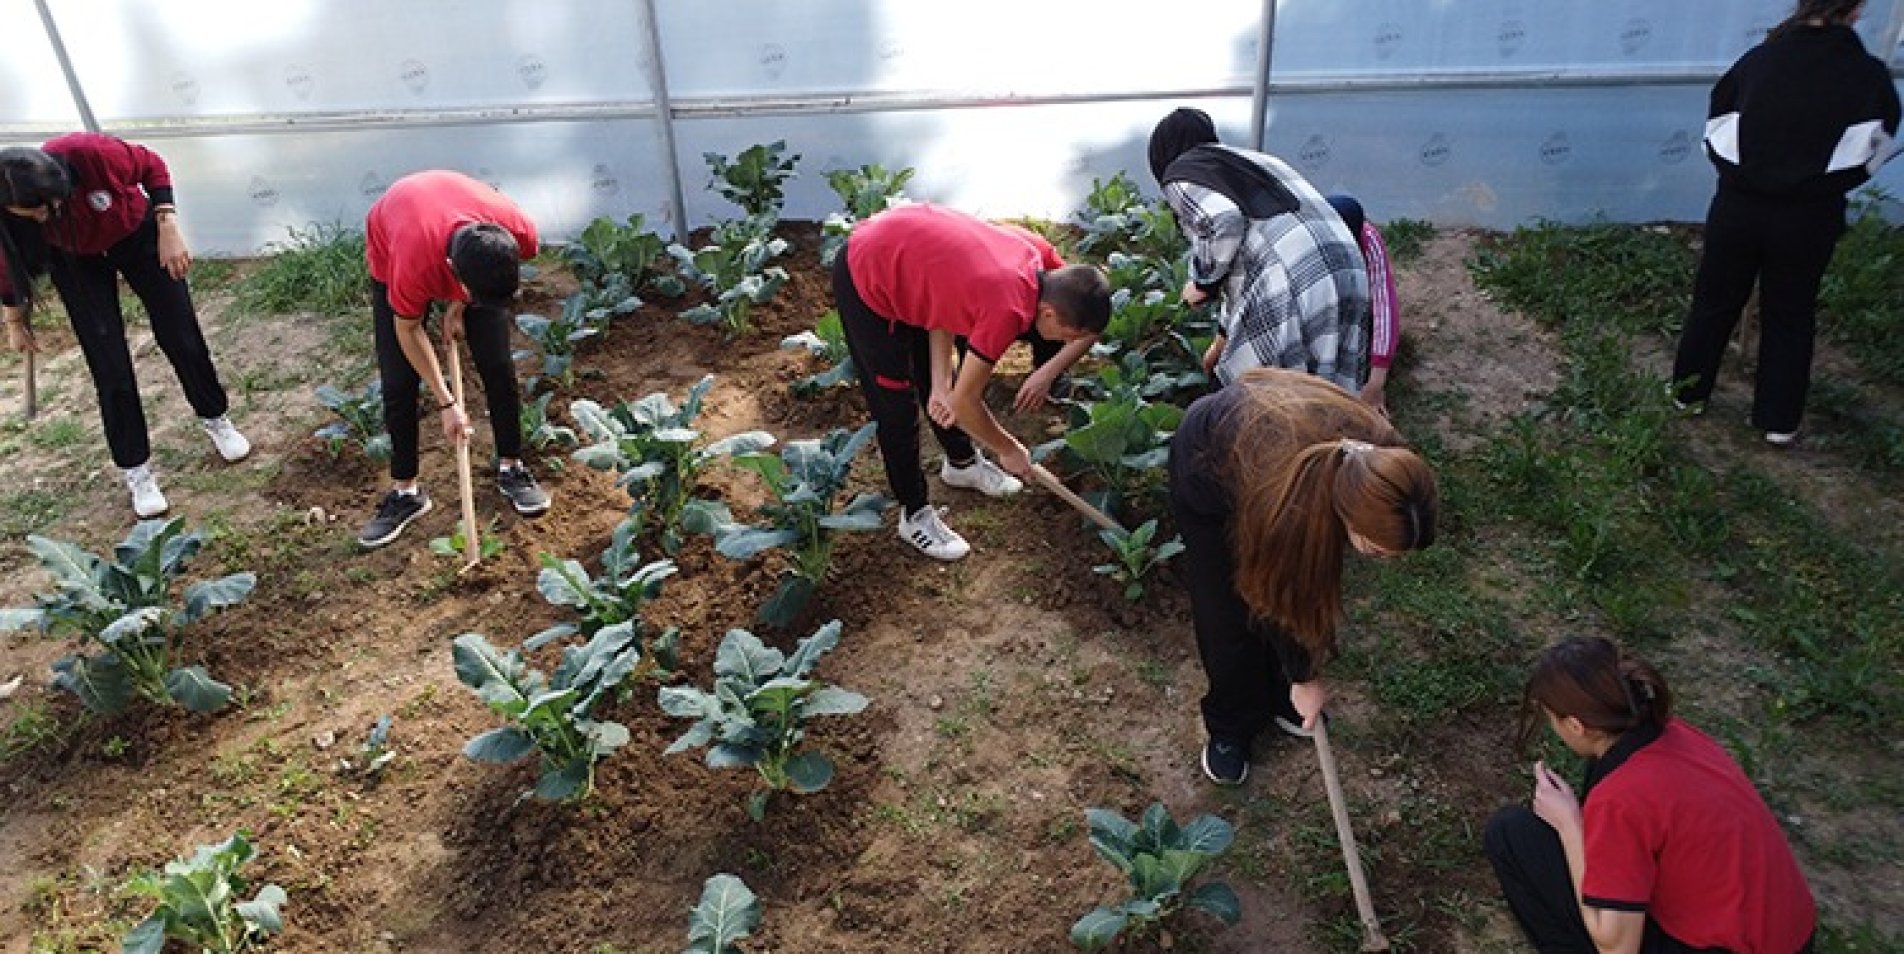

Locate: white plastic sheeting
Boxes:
[3,0,1902,254]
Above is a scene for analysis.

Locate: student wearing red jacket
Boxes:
[1485,636,1817,953]
[834,203,1110,560]
[357,170,548,548]
[0,134,250,518]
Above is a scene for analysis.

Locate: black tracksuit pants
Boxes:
[1670,187,1846,435]
[371,281,521,483]
[1483,805,1815,954]
[47,214,230,469]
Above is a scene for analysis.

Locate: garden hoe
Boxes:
[23,348,37,421]
[1029,463,1122,533]
[446,338,481,572]
[1312,716,1390,951]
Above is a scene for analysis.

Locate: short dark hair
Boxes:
[0,147,72,209]
[1040,264,1111,334]
[447,222,521,309]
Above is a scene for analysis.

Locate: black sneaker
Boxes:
[1201,739,1249,786]
[359,490,433,549]
[498,464,551,516]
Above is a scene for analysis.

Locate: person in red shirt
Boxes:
[1485,636,1817,954]
[834,203,1110,560]
[1,135,250,519]
[357,170,548,548]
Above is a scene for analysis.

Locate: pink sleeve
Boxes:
[1362,223,1398,368]
[119,138,173,192]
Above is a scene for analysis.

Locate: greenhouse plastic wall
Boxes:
[3,0,1902,255]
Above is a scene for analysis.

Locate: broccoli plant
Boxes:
[681,423,887,628]
[530,518,682,678]
[685,873,761,954]
[521,391,579,457]
[705,140,800,217]
[668,222,791,336]
[566,213,684,296]
[514,297,600,391]
[1071,803,1240,951]
[453,627,640,802]
[820,163,915,265]
[121,831,286,954]
[780,309,857,395]
[570,375,775,553]
[0,519,254,714]
[312,381,391,462]
[660,620,867,820]
[1075,172,1187,262]
[1094,519,1186,602]
[1034,393,1182,522]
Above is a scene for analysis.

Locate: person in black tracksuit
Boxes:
[1670,0,1900,445]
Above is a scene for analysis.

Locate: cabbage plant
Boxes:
[820,162,914,265]
[705,140,799,217]
[780,309,856,396]
[530,518,682,677]
[1094,519,1186,602]
[668,222,791,336]
[121,831,286,954]
[1071,803,1240,950]
[312,381,391,462]
[453,627,640,803]
[660,621,867,821]
[685,873,760,954]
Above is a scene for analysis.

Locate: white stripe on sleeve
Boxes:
[1705,113,1741,165]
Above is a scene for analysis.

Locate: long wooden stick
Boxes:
[447,338,480,569]
[1313,717,1389,952]
[23,349,37,420]
[1028,464,1122,533]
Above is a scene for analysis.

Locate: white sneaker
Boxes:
[898,505,970,561]
[125,465,170,518]
[201,416,252,462]
[1764,430,1797,447]
[940,456,1022,497]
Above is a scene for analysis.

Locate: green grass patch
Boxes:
[1381,217,1435,264]
[1819,190,1904,386]
[234,222,370,317]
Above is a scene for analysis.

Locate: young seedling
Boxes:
[343,714,397,779]
[0,519,254,714]
[312,381,392,462]
[684,873,761,954]
[570,375,775,554]
[1094,519,1186,602]
[520,391,579,457]
[780,309,857,395]
[705,140,800,218]
[1071,803,1240,951]
[682,423,887,628]
[428,521,505,562]
[530,518,683,677]
[121,831,287,954]
[453,627,640,803]
[660,620,868,821]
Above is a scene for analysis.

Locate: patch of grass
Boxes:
[25,416,91,453]
[1382,217,1435,264]
[1,700,72,763]
[233,222,370,317]
[0,486,74,537]
[1819,189,1904,386]
[1807,378,1904,473]
[190,259,239,292]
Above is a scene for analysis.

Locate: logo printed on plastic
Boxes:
[1620,19,1653,56]
[171,72,200,106]
[760,43,788,80]
[399,59,430,94]
[592,164,620,196]
[1373,23,1403,60]
[1659,130,1692,165]
[1297,134,1331,171]
[285,64,316,101]
[248,176,280,207]
[360,172,388,200]
[1420,133,1452,167]
[878,39,905,62]
[86,191,112,213]
[517,55,548,90]
[1498,19,1527,57]
[1540,132,1572,166]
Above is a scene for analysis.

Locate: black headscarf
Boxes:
[1146,107,1296,219]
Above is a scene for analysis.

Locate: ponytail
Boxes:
[1516,636,1673,754]
[1767,0,1863,40]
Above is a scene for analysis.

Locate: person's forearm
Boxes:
[928,329,956,393]
[2,304,25,326]
[394,320,453,407]
[1042,336,1096,376]
[951,366,1021,457]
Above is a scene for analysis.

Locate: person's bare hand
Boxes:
[1289,680,1329,729]
[1013,370,1055,413]
[996,444,1032,478]
[1180,280,1208,307]
[1202,337,1224,376]
[1531,761,1583,835]
[440,403,472,444]
[157,219,192,280]
[4,317,35,355]
[927,387,956,428]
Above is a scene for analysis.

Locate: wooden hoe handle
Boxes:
[23,349,37,421]
[1313,717,1390,952]
[447,338,480,570]
[1028,464,1123,534]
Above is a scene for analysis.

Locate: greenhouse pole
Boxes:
[1249,0,1277,150]
[638,0,689,243]
[34,0,99,132]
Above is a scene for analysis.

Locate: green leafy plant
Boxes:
[520,391,579,456]
[0,519,254,714]
[344,714,396,779]
[453,627,640,802]
[682,424,887,628]
[570,375,775,554]
[1034,393,1183,521]
[705,140,800,217]
[660,620,868,820]
[780,309,857,395]
[1075,173,1187,262]
[312,381,392,462]
[514,297,600,391]
[1071,803,1239,950]
[1094,519,1185,601]
[684,873,760,953]
[234,221,369,316]
[428,522,506,561]
[668,222,791,336]
[530,518,683,677]
[1380,217,1436,264]
[566,213,684,296]
[821,163,915,265]
[122,831,286,954]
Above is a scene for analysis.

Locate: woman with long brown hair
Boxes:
[1169,367,1437,785]
[1484,636,1816,953]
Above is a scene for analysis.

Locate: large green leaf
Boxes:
[714,630,785,684]
[706,743,760,769]
[1186,881,1242,925]
[164,666,233,712]
[756,574,816,629]
[451,634,524,697]
[680,499,738,537]
[658,686,718,720]
[235,883,289,934]
[715,527,802,561]
[1179,813,1235,855]
[685,873,760,953]
[801,686,867,717]
[52,652,133,714]
[464,726,537,763]
[534,558,594,609]
[551,623,638,692]
[1086,808,1140,872]
[702,430,776,458]
[783,619,843,678]
[121,914,168,954]
[534,756,593,801]
[1069,907,1129,951]
[1137,802,1183,855]
[664,720,716,756]
[24,535,111,610]
[99,607,166,647]
[782,751,835,793]
[179,573,257,625]
[586,720,631,757]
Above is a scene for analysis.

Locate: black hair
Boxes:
[1040,264,1112,334]
[0,148,70,311]
[447,222,521,309]
[1768,0,1863,39]
[1326,194,1366,238]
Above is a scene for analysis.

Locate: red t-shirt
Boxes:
[0,133,171,301]
[365,170,538,319]
[845,203,1062,363]
[1582,719,1816,953]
